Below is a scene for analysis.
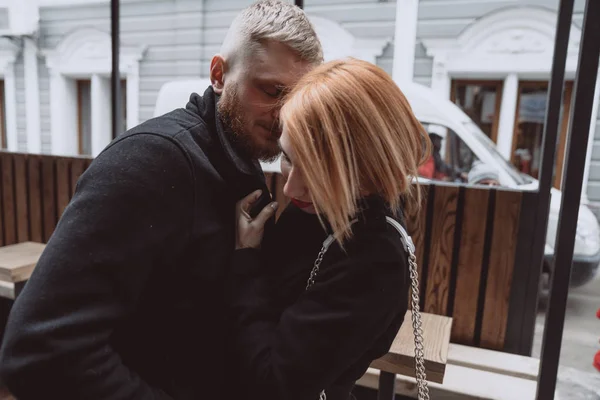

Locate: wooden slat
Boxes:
[41,157,57,243]
[406,184,430,308]
[14,154,29,243]
[28,156,43,243]
[504,191,540,355]
[407,184,429,269]
[481,190,522,350]
[1,154,15,246]
[424,184,458,315]
[56,158,71,218]
[370,311,452,384]
[70,158,86,196]
[0,242,46,283]
[0,154,5,247]
[451,188,489,345]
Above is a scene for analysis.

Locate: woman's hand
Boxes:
[235,190,278,250]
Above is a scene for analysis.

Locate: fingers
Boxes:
[239,189,263,212]
[252,201,279,227]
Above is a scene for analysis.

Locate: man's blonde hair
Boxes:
[220,0,323,67]
[280,58,431,243]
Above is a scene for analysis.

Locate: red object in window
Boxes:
[418,155,435,179]
[595,308,600,373]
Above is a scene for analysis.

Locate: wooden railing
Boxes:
[0,151,541,356]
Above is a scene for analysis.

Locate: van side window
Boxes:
[420,123,478,183]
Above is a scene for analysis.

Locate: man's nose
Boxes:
[271,106,280,123]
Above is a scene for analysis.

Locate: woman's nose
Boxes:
[283,170,306,199]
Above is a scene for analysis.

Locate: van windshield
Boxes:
[463,121,528,185]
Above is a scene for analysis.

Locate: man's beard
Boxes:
[218,85,281,163]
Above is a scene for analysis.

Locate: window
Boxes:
[451,80,503,143]
[77,80,92,155]
[0,81,5,149]
[511,81,573,188]
[76,78,126,156]
[420,123,478,183]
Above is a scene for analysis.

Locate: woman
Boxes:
[228,58,429,400]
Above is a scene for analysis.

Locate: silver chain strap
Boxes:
[306,219,429,400]
[306,244,328,290]
[307,244,329,400]
[407,249,430,400]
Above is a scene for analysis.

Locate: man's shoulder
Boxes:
[102,109,214,169]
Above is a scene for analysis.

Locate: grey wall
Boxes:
[202,0,397,74]
[0,8,8,31]
[39,0,204,125]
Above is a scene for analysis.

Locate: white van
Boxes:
[154,79,600,288]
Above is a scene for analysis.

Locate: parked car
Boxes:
[153,79,600,288]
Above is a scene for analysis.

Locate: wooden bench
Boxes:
[371,312,452,384]
[358,344,540,399]
[0,242,45,299]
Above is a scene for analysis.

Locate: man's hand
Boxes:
[235,190,278,250]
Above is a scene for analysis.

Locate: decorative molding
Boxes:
[309,15,390,65]
[43,27,146,77]
[43,27,146,155]
[0,38,19,73]
[421,7,582,78]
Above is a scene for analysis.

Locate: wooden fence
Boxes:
[0,151,541,356]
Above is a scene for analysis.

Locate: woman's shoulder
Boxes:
[349,214,409,261]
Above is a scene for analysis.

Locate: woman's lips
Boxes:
[291,198,313,209]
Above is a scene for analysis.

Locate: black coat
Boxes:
[227,196,410,400]
[0,87,268,400]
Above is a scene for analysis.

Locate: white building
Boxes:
[0,0,598,214]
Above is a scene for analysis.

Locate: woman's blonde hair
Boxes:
[280,58,431,243]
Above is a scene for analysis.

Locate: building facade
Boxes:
[0,0,598,213]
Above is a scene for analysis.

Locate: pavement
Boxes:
[533,274,600,399]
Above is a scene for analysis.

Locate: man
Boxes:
[467,161,501,186]
[0,1,322,399]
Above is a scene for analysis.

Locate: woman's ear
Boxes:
[210,55,226,95]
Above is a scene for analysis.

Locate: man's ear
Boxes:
[210,55,226,95]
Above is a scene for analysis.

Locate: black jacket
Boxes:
[0,87,268,400]
[228,196,409,400]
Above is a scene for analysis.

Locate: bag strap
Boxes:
[385,217,430,400]
[307,217,430,400]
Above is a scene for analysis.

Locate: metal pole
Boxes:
[295,0,303,9]
[111,0,121,139]
[536,0,600,397]
[519,0,574,355]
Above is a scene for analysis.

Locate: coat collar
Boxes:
[186,86,263,178]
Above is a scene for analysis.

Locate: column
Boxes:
[497,73,519,160]
[4,61,18,152]
[49,70,78,156]
[91,74,112,156]
[581,67,600,202]
[392,0,419,83]
[24,37,41,153]
[126,64,139,130]
[430,55,451,97]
